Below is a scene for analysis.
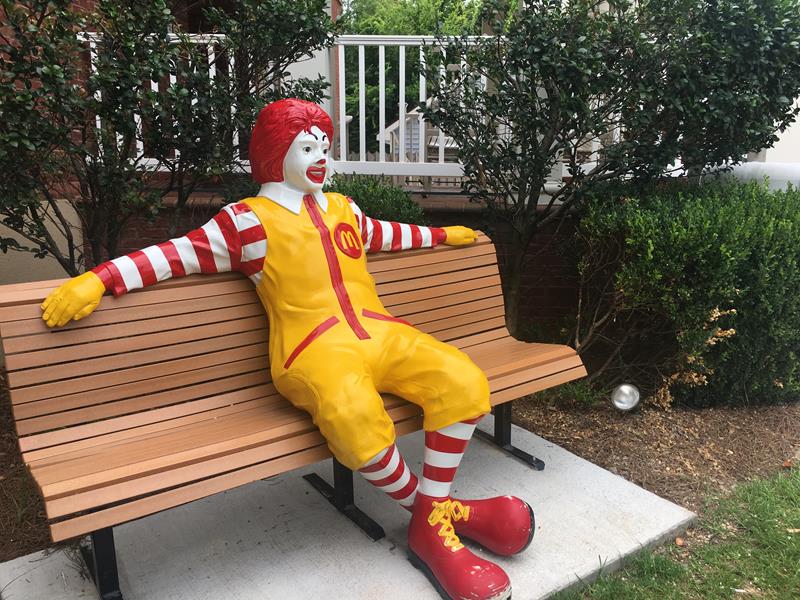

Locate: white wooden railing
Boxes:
[332,35,471,178]
[80,32,481,181]
[78,32,249,171]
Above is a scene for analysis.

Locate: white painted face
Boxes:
[282,125,330,192]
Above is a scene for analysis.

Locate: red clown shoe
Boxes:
[449,496,535,556]
[408,496,512,600]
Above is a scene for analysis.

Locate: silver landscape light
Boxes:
[611,384,641,411]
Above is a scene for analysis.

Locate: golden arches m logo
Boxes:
[334,222,363,259]
[342,230,358,248]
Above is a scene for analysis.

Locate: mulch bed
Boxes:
[513,396,800,513]
[2,368,799,564]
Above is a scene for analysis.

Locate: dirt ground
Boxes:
[513,396,800,513]
[1,370,799,564]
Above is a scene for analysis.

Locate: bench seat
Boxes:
[0,234,586,543]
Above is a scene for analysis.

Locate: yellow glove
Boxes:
[442,226,478,246]
[41,271,106,328]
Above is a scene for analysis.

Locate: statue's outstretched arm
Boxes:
[345,195,477,253]
[41,202,265,327]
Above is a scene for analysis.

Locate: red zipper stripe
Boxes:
[303,195,371,340]
[284,316,340,369]
[362,308,413,328]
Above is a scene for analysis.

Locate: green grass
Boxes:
[552,468,800,599]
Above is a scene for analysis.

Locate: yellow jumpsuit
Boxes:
[241,192,490,470]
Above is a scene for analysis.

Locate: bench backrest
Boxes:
[0,234,505,463]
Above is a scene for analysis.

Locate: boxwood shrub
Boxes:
[326,174,428,225]
[573,180,800,406]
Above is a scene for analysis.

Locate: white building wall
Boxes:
[285,49,333,118]
[749,101,800,163]
[284,1,335,117]
[0,200,82,285]
[762,120,800,162]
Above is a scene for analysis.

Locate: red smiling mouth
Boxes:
[306,165,326,183]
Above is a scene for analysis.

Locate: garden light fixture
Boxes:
[611,384,641,412]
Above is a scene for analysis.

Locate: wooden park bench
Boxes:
[0,233,586,600]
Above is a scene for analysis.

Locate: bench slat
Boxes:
[46,364,586,543]
[407,296,505,328]
[16,335,561,441]
[471,339,575,369]
[390,286,502,319]
[18,377,273,453]
[3,297,263,354]
[9,302,500,393]
[435,316,508,342]
[450,327,509,349]
[375,264,499,296]
[8,327,269,388]
[6,313,269,372]
[489,354,585,394]
[0,271,245,304]
[48,417,420,543]
[44,401,421,519]
[38,398,414,500]
[23,394,282,464]
[367,241,496,273]
[9,301,503,399]
[371,252,497,285]
[0,277,254,323]
[32,346,580,497]
[379,274,501,307]
[37,403,322,492]
[10,342,269,405]
[14,366,269,422]
[14,358,269,430]
[422,305,506,335]
[490,365,588,406]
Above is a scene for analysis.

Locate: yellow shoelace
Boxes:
[427,500,469,552]
[447,499,471,524]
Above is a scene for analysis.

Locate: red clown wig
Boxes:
[249,98,334,184]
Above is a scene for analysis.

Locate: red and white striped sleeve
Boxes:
[91,202,267,296]
[346,197,447,254]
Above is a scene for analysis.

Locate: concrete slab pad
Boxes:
[0,417,696,600]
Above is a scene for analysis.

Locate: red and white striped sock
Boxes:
[359,444,419,510]
[417,416,483,502]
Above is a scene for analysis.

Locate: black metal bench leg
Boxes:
[474,402,546,471]
[79,527,123,600]
[303,458,386,541]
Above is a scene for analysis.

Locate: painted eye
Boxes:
[303,146,311,153]
[323,147,328,155]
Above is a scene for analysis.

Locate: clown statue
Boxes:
[41,99,533,600]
